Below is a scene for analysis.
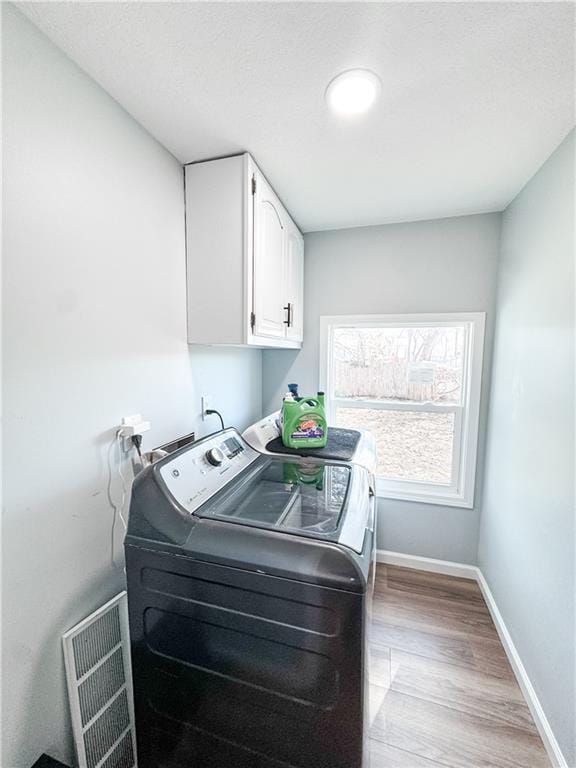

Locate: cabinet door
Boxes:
[252,172,286,339]
[285,221,304,343]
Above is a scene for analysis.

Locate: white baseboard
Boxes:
[376,549,478,580]
[475,570,569,768]
[377,549,569,768]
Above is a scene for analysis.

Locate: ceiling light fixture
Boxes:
[325,69,381,116]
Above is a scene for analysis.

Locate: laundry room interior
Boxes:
[2,2,575,768]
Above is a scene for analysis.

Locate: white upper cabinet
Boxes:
[252,172,286,340]
[284,220,304,343]
[185,154,304,348]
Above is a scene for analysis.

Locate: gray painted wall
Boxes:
[478,130,575,766]
[262,213,501,564]
[2,7,261,766]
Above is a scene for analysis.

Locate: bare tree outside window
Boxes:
[333,326,465,404]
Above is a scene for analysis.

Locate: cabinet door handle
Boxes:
[283,303,292,327]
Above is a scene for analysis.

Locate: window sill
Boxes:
[375,484,474,509]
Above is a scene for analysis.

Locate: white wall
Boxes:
[262,213,501,564]
[2,7,261,766]
[478,130,575,767]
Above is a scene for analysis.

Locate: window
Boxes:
[319,313,485,507]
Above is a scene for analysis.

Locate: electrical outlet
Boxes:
[201,396,212,421]
[118,413,151,453]
[119,414,150,437]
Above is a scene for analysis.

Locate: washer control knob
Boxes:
[205,447,224,467]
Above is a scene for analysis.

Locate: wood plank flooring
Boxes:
[369,565,550,768]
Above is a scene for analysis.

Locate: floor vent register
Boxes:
[62,592,137,768]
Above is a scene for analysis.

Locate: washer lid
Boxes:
[194,457,370,553]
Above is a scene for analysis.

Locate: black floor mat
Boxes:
[265,427,361,461]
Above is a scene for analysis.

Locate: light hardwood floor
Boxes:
[369,565,550,768]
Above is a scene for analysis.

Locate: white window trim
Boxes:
[319,312,486,509]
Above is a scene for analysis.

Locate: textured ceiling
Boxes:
[17,2,576,232]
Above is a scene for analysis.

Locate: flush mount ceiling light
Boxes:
[325,69,381,116]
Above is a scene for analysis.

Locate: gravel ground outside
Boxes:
[335,407,454,484]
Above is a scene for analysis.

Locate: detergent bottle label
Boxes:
[292,416,325,440]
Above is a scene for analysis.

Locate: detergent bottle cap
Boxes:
[287,383,300,399]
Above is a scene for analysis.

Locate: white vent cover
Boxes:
[63,591,137,768]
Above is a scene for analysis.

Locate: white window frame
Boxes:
[319,312,485,508]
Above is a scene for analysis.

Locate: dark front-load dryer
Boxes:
[125,428,375,768]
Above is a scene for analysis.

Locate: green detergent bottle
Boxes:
[282,391,328,449]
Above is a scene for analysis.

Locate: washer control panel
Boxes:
[159,429,259,515]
